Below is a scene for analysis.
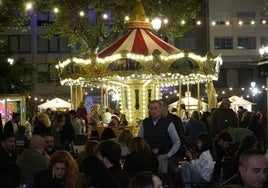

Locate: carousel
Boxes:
[56,0,222,125]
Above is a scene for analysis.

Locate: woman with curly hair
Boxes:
[33,150,82,188]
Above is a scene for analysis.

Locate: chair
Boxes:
[70,135,87,158]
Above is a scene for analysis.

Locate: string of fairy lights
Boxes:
[27,82,268,105]
[21,2,268,28]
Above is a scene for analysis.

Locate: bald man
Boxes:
[17,135,48,187]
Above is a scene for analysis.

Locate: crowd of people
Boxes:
[0,98,267,188]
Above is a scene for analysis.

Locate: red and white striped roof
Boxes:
[98,28,180,58]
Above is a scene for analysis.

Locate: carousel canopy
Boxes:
[56,0,222,88]
[98,28,180,58]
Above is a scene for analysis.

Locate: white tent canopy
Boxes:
[38,98,71,110]
[218,95,253,112]
[169,97,208,112]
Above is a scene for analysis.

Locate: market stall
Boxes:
[218,95,253,112]
[38,97,71,111]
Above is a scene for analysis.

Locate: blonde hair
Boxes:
[38,112,51,127]
[49,150,82,188]
[78,100,86,108]
[91,103,100,111]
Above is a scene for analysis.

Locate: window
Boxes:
[214,37,233,49]
[237,12,255,25]
[37,63,59,83]
[237,37,256,49]
[3,35,31,53]
[213,11,231,25]
[37,35,70,53]
[176,38,196,50]
[37,12,56,26]
[261,36,268,46]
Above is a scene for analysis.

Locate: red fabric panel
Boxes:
[98,31,132,58]
[145,30,177,54]
[131,29,149,55]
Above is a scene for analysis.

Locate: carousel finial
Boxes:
[129,0,146,22]
[124,0,152,30]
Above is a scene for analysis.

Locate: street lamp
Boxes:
[151,16,168,31]
[250,81,259,111]
[152,17,162,31]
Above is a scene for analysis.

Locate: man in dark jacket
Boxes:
[0,131,16,166]
[4,113,20,137]
[138,100,181,173]
[159,99,186,172]
[210,98,238,137]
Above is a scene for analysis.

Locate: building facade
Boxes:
[176,0,267,110]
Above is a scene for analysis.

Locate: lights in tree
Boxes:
[102,13,108,19]
[79,11,85,17]
[25,2,33,10]
[181,20,186,25]
[53,7,59,13]
[196,20,201,25]
[125,16,130,21]
[163,18,168,24]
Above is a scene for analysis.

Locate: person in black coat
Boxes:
[123,137,158,177]
[79,156,121,188]
[33,112,51,136]
[0,132,16,166]
[3,112,20,136]
[95,140,130,188]
[60,113,75,150]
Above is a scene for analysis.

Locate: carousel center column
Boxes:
[70,85,84,110]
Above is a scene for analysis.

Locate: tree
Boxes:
[0,41,34,94]
[0,0,30,32]
[1,0,201,56]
